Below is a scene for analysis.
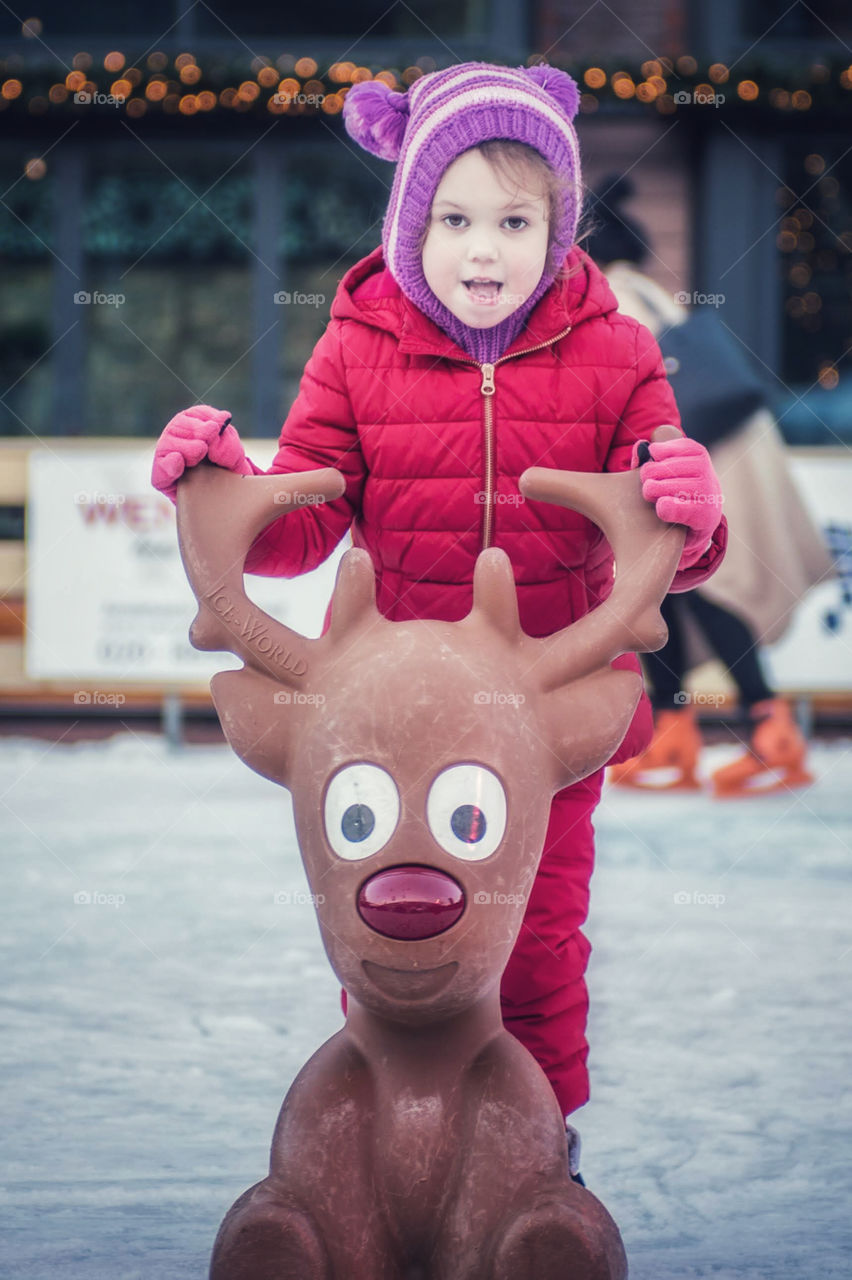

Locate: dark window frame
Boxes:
[0,131,392,437]
[0,0,526,60]
[689,0,852,59]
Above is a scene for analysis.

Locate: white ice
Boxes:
[1,733,850,1278]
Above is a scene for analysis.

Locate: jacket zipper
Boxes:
[460,325,573,550]
[479,361,497,548]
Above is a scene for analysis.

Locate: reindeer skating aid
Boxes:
[175,440,684,1280]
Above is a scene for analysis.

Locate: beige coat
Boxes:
[604,262,833,660]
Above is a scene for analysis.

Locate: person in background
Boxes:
[586,175,832,796]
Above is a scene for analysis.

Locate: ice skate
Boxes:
[609,706,702,790]
[711,697,814,797]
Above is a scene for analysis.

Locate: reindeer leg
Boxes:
[209,1177,331,1280]
[488,1183,627,1280]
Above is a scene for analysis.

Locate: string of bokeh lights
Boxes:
[2,32,849,391]
[2,48,852,123]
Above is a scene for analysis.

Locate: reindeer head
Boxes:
[176,444,683,1026]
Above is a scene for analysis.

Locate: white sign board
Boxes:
[26,448,347,683]
[25,447,851,693]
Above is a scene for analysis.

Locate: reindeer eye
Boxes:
[325,764,400,860]
[427,765,506,861]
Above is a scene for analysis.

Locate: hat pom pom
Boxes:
[522,64,581,121]
[343,81,409,161]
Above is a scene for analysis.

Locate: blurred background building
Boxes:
[1,0,851,441]
[1,1,850,728]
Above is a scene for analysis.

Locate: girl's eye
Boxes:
[503,216,528,231]
[442,214,467,229]
[426,764,507,861]
[324,764,400,860]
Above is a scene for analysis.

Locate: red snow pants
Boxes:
[499,769,604,1117]
[341,768,604,1117]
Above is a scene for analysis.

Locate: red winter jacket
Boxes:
[245,245,727,763]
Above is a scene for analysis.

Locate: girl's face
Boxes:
[422,148,550,330]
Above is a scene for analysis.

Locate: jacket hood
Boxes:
[330,245,620,360]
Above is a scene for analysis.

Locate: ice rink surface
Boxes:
[1,732,850,1278]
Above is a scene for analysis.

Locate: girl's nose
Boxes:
[467,241,498,264]
[357,865,465,940]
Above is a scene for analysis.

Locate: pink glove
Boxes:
[631,431,723,568]
[152,405,254,503]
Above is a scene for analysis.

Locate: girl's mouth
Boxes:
[463,279,503,305]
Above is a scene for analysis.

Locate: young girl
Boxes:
[153,62,727,1174]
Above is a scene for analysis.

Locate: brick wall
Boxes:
[578,117,691,296]
[525,3,694,296]
[533,0,689,62]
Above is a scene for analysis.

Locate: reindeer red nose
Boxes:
[357,866,465,940]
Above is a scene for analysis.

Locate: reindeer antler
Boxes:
[176,463,345,684]
[518,426,686,691]
[177,431,685,698]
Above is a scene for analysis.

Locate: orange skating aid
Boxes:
[711,698,814,797]
[609,706,702,790]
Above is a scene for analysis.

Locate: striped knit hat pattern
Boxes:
[342,62,583,349]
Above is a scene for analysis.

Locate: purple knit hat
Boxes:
[343,62,583,361]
